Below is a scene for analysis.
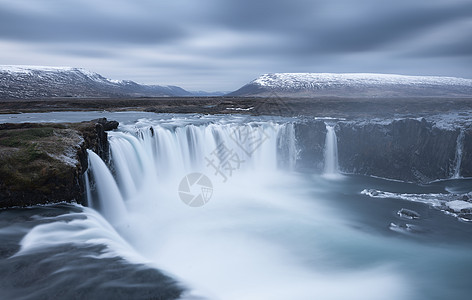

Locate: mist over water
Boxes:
[2,113,472,300]
[85,119,411,300]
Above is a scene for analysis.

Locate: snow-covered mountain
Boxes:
[0,66,192,99]
[229,73,472,97]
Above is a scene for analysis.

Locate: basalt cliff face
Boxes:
[294,118,471,183]
[0,118,117,208]
[336,119,467,182]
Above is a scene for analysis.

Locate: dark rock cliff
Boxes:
[294,118,470,183]
[293,121,327,172]
[336,119,460,182]
[460,127,472,178]
[0,118,117,208]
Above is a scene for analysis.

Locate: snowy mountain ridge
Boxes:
[1,65,96,74]
[0,65,110,82]
[254,73,472,89]
[231,73,472,97]
[0,65,191,99]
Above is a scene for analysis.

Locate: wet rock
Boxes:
[96,118,119,131]
[389,222,422,234]
[369,190,379,196]
[361,189,381,197]
[457,214,472,222]
[397,208,421,220]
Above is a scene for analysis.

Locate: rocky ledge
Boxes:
[0,118,118,208]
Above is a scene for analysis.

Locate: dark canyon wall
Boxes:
[294,118,471,183]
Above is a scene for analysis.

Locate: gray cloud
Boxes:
[308,1,472,54]
[47,46,118,59]
[434,38,472,57]
[0,0,471,90]
[0,3,186,44]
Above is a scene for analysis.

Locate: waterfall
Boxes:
[277,122,298,170]
[84,171,92,207]
[323,124,340,178]
[453,129,465,179]
[86,150,127,224]
[86,121,298,222]
[80,118,411,300]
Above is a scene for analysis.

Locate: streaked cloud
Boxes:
[0,0,471,90]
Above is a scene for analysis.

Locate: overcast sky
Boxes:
[1,0,471,91]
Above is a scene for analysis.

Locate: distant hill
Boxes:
[229,73,472,97]
[0,66,192,99]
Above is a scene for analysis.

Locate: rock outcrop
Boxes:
[0,118,117,208]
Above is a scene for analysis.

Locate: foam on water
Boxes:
[13,206,147,265]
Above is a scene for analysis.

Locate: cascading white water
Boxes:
[453,130,465,179]
[277,122,298,170]
[87,150,127,224]
[84,170,92,207]
[84,119,409,300]
[86,121,298,233]
[323,124,340,178]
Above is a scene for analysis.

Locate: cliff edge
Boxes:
[0,118,118,208]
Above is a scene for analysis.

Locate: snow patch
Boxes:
[226,107,254,111]
[0,65,77,74]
